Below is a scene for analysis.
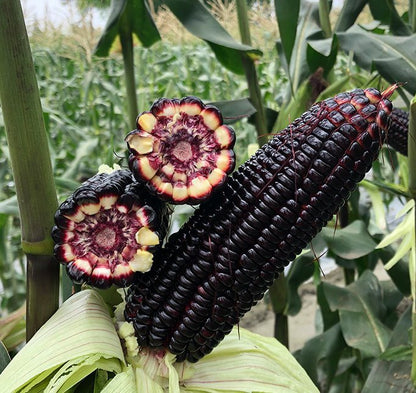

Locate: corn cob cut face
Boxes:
[124,86,396,363]
[52,170,169,289]
[386,108,409,156]
[126,97,236,204]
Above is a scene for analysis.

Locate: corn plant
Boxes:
[1,0,416,392]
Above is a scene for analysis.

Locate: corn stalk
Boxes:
[235,0,268,147]
[119,11,138,129]
[0,0,59,339]
[409,96,416,386]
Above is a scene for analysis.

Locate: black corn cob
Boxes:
[52,169,169,288]
[386,108,409,156]
[125,87,395,362]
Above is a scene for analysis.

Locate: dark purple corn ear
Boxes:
[386,108,409,156]
[125,87,396,362]
[52,169,169,289]
[125,97,235,205]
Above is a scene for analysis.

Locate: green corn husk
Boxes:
[0,289,318,393]
[0,290,125,393]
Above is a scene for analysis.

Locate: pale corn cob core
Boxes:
[125,86,396,362]
[52,170,169,288]
[126,96,236,204]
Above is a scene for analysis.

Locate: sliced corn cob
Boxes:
[125,86,395,362]
[125,97,236,204]
[52,169,169,289]
[386,108,409,156]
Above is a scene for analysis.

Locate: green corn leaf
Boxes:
[209,98,257,125]
[376,199,414,250]
[274,75,317,132]
[337,26,416,94]
[295,323,346,390]
[322,220,377,260]
[274,0,300,65]
[384,232,413,270]
[360,180,387,232]
[0,290,125,393]
[368,0,411,36]
[379,345,412,361]
[285,2,320,97]
[323,270,392,357]
[0,196,19,216]
[0,341,10,374]
[361,178,410,198]
[362,305,414,392]
[95,0,160,56]
[61,137,99,181]
[0,303,25,352]
[162,0,261,75]
[335,0,368,32]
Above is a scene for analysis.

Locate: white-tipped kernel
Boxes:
[113,263,133,280]
[200,107,221,130]
[214,125,234,148]
[172,183,188,202]
[138,156,158,180]
[135,207,150,227]
[129,250,154,272]
[180,102,203,116]
[207,167,226,187]
[64,208,85,223]
[135,227,160,246]
[73,258,93,274]
[137,112,157,132]
[61,243,76,261]
[100,195,118,210]
[188,176,212,199]
[80,202,101,216]
[216,150,233,172]
[127,134,154,155]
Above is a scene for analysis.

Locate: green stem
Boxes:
[119,16,138,129]
[236,0,268,146]
[408,96,416,386]
[411,0,416,33]
[0,0,59,339]
[269,274,289,348]
[319,0,332,38]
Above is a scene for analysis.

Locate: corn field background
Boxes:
[0,0,416,392]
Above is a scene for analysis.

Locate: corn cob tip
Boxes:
[382,83,401,99]
[126,97,236,205]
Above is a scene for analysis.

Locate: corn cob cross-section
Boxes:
[126,97,236,204]
[125,87,395,363]
[52,169,169,289]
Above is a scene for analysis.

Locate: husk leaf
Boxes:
[0,290,124,392]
